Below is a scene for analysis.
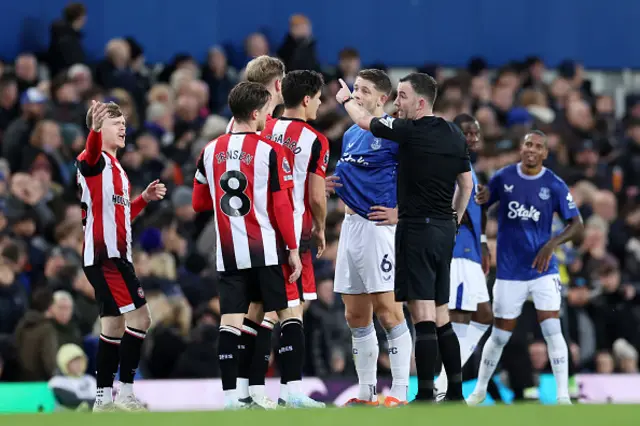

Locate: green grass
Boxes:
[4,405,640,426]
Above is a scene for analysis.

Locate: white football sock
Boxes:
[223,389,237,406]
[385,322,411,401]
[237,378,250,399]
[466,321,491,358]
[95,387,113,405]
[351,323,378,401]
[540,318,569,400]
[279,383,288,401]
[249,384,266,398]
[118,383,133,398]
[473,327,512,394]
[287,380,302,396]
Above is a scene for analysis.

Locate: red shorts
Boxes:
[83,258,147,317]
[282,250,316,307]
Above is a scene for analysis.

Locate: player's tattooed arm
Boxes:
[532,216,584,273]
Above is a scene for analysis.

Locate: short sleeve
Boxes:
[307,135,329,178]
[269,147,294,192]
[195,149,208,185]
[553,179,580,221]
[369,116,411,142]
[486,169,502,207]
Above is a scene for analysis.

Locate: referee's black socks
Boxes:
[437,322,464,401]
[414,321,438,402]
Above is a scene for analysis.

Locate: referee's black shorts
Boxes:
[395,217,457,305]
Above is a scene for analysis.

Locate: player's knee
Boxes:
[539,317,562,338]
[345,309,371,329]
[473,303,494,324]
[489,327,512,347]
[374,304,403,329]
[125,305,152,331]
[101,316,125,337]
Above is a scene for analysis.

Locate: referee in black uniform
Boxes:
[336,73,473,402]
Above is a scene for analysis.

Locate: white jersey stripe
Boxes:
[78,173,95,265]
[114,160,133,263]
[253,141,278,265]
[226,134,251,269]
[292,126,316,242]
[202,139,226,272]
[102,156,119,259]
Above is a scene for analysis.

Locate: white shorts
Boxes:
[448,258,490,312]
[493,274,562,320]
[334,213,395,295]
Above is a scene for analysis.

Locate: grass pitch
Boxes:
[3,404,640,426]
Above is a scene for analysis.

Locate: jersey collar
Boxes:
[516,162,546,180]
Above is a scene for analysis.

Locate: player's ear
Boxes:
[302,95,310,108]
[379,93,389,107]
[275,79,282,94]
[251,109,259,121]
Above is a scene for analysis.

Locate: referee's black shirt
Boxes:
[370,115,470,219]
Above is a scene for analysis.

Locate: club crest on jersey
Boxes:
[282,158,291,173]
[371,138,381,150]
[538,187,550,200]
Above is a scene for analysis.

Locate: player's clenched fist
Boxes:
[142,179,167,202]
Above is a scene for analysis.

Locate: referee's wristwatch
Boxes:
[340,96,353,105]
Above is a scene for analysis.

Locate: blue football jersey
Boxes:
[487,163,580,281]
[453,164,482,264]
[334,123,398,219]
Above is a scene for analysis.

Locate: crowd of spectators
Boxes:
[0,4,638,394]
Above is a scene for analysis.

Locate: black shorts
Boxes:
[395,217,457,305]
[218,265,288,315]
[83,258,147,317]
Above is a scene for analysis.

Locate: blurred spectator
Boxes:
[304,275,351,377]
[47,3,87,78]
[620,118,640,201]
[277,14,321,72]
[0,77,19,138]
[48,343,95,411]
[244,33,270,63]
[14,54,40,94]
[3,88,48,169]
[50,290,82,347]
[201,46,238,114]
[67,64,93,102]
[0,259,27,335]
[335,48,361,88]
[14,287,58,381]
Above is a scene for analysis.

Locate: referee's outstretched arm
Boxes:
[453,171,474,224]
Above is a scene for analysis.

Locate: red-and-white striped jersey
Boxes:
[77,151,135,266]
[195,132,294,272]
[261,118,330,245]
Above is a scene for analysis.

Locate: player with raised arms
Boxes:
[466,131,583,405]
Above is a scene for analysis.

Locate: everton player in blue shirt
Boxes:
[467,131,583,405]
[327,69,411,407]
[435,114,494,399]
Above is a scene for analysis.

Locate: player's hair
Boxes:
[357,69,392,95]
[245,56,286,86]
[64,3,86,23]
[523,130,548,147]
[281,70,324,109]
[399,72,438,107]
[228,81,271,123]
[454,113,478,128]
[85,102,123,130]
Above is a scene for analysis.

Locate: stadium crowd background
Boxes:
[0,2,639,402]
